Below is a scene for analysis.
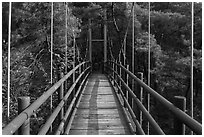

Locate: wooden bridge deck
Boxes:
[69,73,132,135]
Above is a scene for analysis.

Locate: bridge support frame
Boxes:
[88,18,92,63]
[138,72,143,126]
[18,97,30,135]
[173,96,186,135]
[58,71,64,122]
[104,8,107,64]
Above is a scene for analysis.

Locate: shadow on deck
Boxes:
[69,73,132,135]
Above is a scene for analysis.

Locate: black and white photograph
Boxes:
[1,1,202,135]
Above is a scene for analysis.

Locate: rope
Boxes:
[7,2,12,119]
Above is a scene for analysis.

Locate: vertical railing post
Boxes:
[117,61,119,86]
[112,61,115,85]
[115,62,117,84]
[73,36,76,99]
[173,96,186,135]
[125,65,130,108]
[84,62,86,78]
[114,62,117,81]
[18,97,30,135]
[79,62,82,79]
[86,62,88,72]
[65,2,68,101]
[119,62,122,90]
[58,71,64,123]
[88,19,92,64]
[104,8,107,74]
[138,72,143,126]
[82,63,84,80]
[85,62,86,71]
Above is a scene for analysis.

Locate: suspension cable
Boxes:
[115,3,134,62]
[83,38,88,61]
[191,2,194,135]
[147,2,151,134]
[50,1,53,109]
[132,2,135,103]
[107,27,116,61]
[73,30,76,95]
[7,2,12,119]
[122,3,134,66]
[64,2,68,97]
[65,2,68,75]
[107,38,115,61]
[75,44,81,63]
[50,2,54,132]
[73,30,76,67]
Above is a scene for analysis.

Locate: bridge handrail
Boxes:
[55,70,90,135]
[38,66,91,134]
[2,61,91,135]
[107,61,202,135]
[108,66,165,134]
[38,66,90,134]
[109,74,145,135]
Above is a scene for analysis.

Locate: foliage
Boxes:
[2,2,202,134]
[2,2,80,132]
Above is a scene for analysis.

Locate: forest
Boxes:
[2,2,202,134]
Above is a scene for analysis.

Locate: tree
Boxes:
[2,3,81,133]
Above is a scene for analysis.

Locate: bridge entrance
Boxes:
[88,9,107,73]
[92,42,103,72]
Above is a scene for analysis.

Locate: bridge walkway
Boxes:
[68,73,132,135]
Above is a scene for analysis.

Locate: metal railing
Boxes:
[3,61,91,135]
[106,61,202,135]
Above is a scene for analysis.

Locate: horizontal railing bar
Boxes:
[38,67,91,135]
[109,75,145,135]
[108,67,165,135]
[92,39,104,42]
[55,72,90,135]
[109,61,202,135]
[2,61,89,135]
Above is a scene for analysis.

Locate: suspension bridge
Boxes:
[3,2,202,135]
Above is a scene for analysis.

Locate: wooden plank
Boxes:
[82,87,113,95]
[74,113,121,119]
[71,121,127,129]
[80,96,115,102]
[69,128,130,135]
[78,102,117,109]
[74,109,123,115]
[68,73,131,135]
[87,79,109,82]
[86,82,111,87]
[72,118,125,124]
[82,91,113,95]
